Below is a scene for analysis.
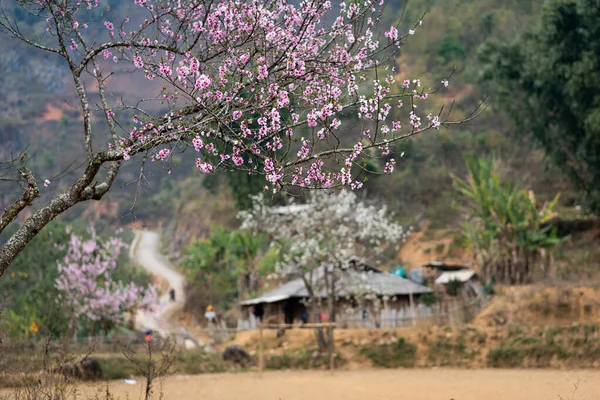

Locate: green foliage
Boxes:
[427,335,477,367]
[419,292,438,306]
[479,0,600,214]
[487,336,569,368]
[360,337,417,368]
[265,348,342,370]
[0,220,74,338]
[435,34,466,63]
[176,350,227,374]
[226,169,265,210]
[180,227,239,311]
[452,155,567,283]
[180,227,273,312]
[99,351,227,380]
[98,357,140,380]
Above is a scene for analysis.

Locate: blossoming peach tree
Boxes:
[55,227,157,335]
[0,0,474,276]
[240,190,408,349]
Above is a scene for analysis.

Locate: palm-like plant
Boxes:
[453,155,566,284]
[180,227,269,309]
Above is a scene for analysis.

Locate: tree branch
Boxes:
[0,168,39,234]
[0,159,121,277]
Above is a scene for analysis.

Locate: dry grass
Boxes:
[474,285,600,327]
[11,369,594,400]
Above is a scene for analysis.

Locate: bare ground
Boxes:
[84,369,598,400]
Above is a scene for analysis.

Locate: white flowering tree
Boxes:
[240,190,408,350]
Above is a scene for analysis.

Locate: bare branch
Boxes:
[0,168,39,234]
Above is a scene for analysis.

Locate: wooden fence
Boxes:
[236,296,488,331]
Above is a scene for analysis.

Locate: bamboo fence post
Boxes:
[409,292,416,327]
[328,327,335,371]
[258,323,264,376]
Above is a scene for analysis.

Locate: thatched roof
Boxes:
[240,265,431,306]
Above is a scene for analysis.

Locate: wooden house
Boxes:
[239,263,431,326]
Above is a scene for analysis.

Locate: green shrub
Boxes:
[361,337,417,368]
[427,335,476,366]
[177,351,227,374]
[487,346,524,368]
[488,337,569,368]
[98,357,138,380]
[265,349,342,370]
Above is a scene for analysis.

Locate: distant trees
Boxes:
[479,0,600,214]
[180,227,271,314]
[452,155,566,284]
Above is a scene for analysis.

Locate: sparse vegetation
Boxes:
[360,337,417,368]
[265,348,342,370]
[488,324,600,368]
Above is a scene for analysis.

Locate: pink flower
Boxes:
[155,148,170,160]
[232,155,244,166]
[384,159,396,174]
[257,65,268,80]
[55,228,158,324]
[385,26,398,41]
[133,56,144,68]
[159,63,172,77]
[104,21,114,30]
[195,159,213,173]
[195,74,211,89]
[192,136,204,151]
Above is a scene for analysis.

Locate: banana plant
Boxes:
[452,155,567,284]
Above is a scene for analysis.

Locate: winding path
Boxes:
[130,230,188,338]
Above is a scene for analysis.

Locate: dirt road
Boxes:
[95,369,599,400]
[130,230,186,338]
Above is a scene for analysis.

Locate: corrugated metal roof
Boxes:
[420,261,469,270]
[240,265,431,306]
[434,269,477,285]
[239,294,291,306]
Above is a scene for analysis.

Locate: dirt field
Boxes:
[67,369,600,400]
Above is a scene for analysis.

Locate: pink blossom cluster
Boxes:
[44,0,450,192]
[55,229,157,325]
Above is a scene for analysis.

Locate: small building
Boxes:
[434,269,483,299]
[420,261,470,286]
[239,264,432,327]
